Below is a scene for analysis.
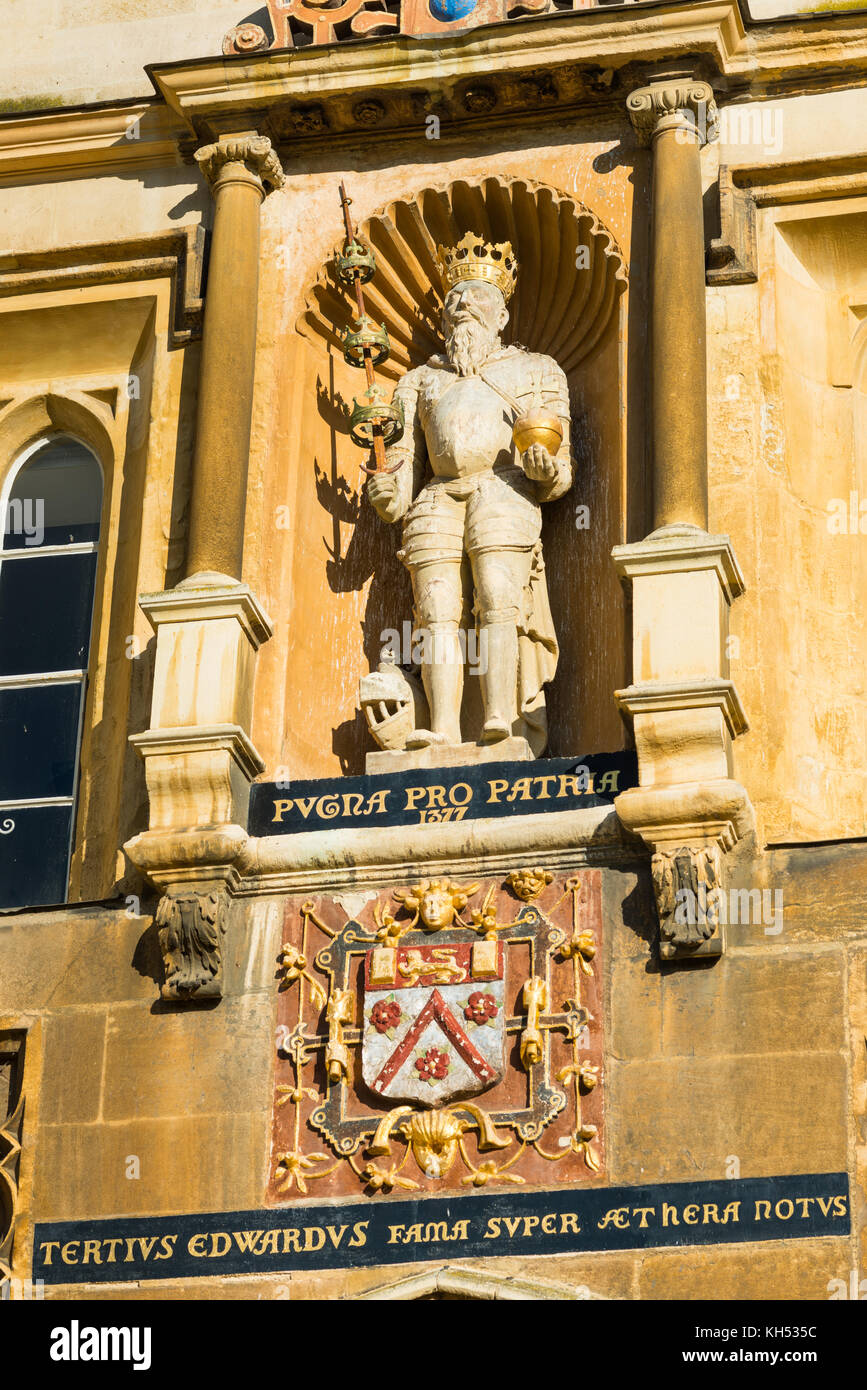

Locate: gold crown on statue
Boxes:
[437,232,518,303]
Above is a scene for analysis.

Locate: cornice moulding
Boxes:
[0,102,188,185]
[615,677,749,738]
[139,580,274,647]
[148,2,748,134]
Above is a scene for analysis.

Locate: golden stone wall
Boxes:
[1,0,867,1304]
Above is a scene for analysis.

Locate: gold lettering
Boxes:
[123,1237,138,1263]
[721,1202,740,1224]
[303,1227,326,1252]
[294,797,317,819]
[39,1240,61,1266]
[210,1232,231,1257]
[232,1230,265,1253]
[188,1234,208,1257]
[326,1225,348,1249]
[137,1236,158,1260]
[597,770,620,793]
[61,1241,80,1265]
[560,1213,581,1234]
[532,775,557,798]
[423,1222,449,1242]
[487,779,509,803]
[282,1230,301,1253]
[363,790,390,816]
[796,1198,813,1218]
[450,1219,470,1241]
[484,1218,501,1239]
[387,1224,405,1245]
[632,1207,654,1228]
[348,1221,369,1247]
[683,1205,699,1225]
[450,781,473,806]
[404,786,426,810]
[103,1238,123,1263]
[506,777,533,802]
[503,1216,522,1237]
[833,1195,848,1217]
[597,1207,629,1230]
[541,1214,556,1235]
[662,1203,679,1227]
[272,799,293,822]
[702,1204,720,1224]
[774,1199,793,1220]
[754,1200,771,1220]
[317,797,340,820]
[522,1215,539,1236]
[403,1224,423,1244]
[341,793,364,817]
[82,1239,102,1265]
[258,1231,281,1256]
[426,786,447,808]
[155,1235,178,1260]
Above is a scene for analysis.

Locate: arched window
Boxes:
[0,436,103,910]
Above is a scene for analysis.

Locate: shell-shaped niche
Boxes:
[299,177,628,380]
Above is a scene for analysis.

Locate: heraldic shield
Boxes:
[361,941,505,1105]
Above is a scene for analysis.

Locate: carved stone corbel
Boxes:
[707,166,758,286]
[155,890,227,1001]
[652,843,723,960]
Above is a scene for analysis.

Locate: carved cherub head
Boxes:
[507,867,554,902]
[394,879,478,931]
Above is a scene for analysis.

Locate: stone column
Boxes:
[186,133,284,581]
[124,134,282,999]
[627,73,718,531]
[614,77,755,961]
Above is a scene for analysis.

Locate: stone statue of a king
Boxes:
[360,232,573,766]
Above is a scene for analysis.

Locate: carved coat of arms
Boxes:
[361,941,505,1104]
[269,870,604,1200]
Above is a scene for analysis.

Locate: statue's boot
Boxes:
[479,620,517,744]
[406,729,448,749]
[415,623,463,746]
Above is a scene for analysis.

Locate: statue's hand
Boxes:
[367,471,400,521]
[522,443,558,483]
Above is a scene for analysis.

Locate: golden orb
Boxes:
[512,408,563,456]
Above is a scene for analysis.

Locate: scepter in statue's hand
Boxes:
[335,182,405,476]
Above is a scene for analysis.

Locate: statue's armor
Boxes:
[387,344,573,568]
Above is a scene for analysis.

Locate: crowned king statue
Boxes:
[360,232,574,764]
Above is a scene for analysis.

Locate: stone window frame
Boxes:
[0,434,104,910]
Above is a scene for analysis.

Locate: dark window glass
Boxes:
[3,437,102,550]
[0,804,73,910]
[0,552,98,677]
[0,435,103,911]
[0,683,83,800]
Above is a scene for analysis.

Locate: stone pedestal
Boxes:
[124,572,273,997]
[612,526,754,959]
[365,736,533,774]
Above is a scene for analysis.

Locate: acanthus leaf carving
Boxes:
[652,844,723,960]
[156,890,226,1000]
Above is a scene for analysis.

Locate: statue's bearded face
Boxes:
[442,281,508,375]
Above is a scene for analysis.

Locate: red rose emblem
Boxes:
[371,999,402,1034]
[415,1046,449,1081]
[464,991,499,1026]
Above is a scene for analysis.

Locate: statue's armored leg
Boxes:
[471,549,534,743]
[407,558,464,747]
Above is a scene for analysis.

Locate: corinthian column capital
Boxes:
[626,75,719,148]
[194,133,285,195]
